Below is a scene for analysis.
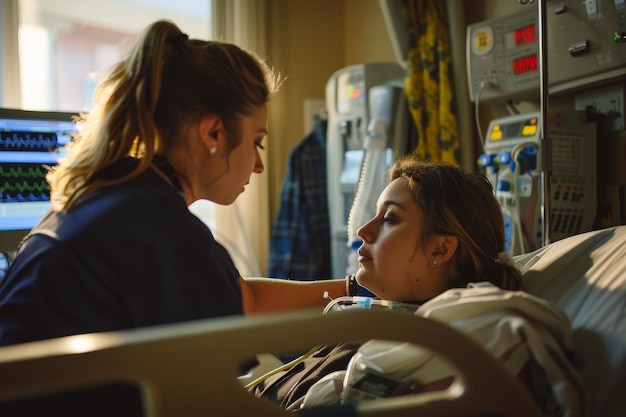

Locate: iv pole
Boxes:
[537,0,551,247]
[521,0,550,246]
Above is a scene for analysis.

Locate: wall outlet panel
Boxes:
[575,82,625,132]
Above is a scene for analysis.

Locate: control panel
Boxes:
[467,1,626,102]
[548,0,626,93]
[467,8,539,103]
[480,111,597,251]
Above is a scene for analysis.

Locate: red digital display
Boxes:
[513,24,537,46]
[513,54,538,75]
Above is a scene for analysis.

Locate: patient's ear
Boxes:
[429,235,459,265]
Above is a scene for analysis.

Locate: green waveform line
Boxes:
[0,165,48,178]
[1,180,50,193]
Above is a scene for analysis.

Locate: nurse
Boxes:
[0,19,346,347]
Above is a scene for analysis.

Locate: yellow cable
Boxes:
[243,344,324,392]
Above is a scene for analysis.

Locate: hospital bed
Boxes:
[0,226,624,416]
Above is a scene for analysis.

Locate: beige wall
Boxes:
[344,0,396,66]
[267,0,341,220]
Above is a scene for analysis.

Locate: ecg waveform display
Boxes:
[0,130,59,152]
[0,110,77,238]
[0,163,52,203]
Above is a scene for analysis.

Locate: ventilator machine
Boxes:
[325,63,411,278]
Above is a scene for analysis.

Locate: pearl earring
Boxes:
[432,259,438,265]
[209,146,217,155]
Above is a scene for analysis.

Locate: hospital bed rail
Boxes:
[0,307,544,417]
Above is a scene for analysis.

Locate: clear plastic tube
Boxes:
[323,296,419,314]
[346,133,388,246]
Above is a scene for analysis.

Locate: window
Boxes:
[15,0,211,112]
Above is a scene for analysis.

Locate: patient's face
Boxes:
[356,178,442,302]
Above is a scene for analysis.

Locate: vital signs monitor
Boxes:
[0,108,77,252]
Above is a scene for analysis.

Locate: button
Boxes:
[569,40,590,56]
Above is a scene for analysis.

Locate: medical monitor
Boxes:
[0,108,78,253]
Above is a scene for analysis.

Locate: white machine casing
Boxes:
[482,110,597,255]
[325,63,409,278]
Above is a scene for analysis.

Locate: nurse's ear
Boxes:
[429,235,459,267]
[197,114,222,154]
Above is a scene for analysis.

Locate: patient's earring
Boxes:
[432,259,438,265]
[209,146,217,155]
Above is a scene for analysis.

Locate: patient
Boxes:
[252,153,588,416]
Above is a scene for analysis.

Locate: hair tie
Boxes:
[172,33,189,50]
[495,251,516,268]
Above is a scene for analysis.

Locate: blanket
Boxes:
[302,283,590,417]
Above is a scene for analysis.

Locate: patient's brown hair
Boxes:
[390,153,522,290]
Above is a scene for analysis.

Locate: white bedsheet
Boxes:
[516,226,626,417]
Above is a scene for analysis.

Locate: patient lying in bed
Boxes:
[251,282,588,416]
[249,155,589,416]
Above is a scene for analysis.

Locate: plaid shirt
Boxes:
[268,117,331,280]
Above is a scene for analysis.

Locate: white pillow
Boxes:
[517,226,626,417]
